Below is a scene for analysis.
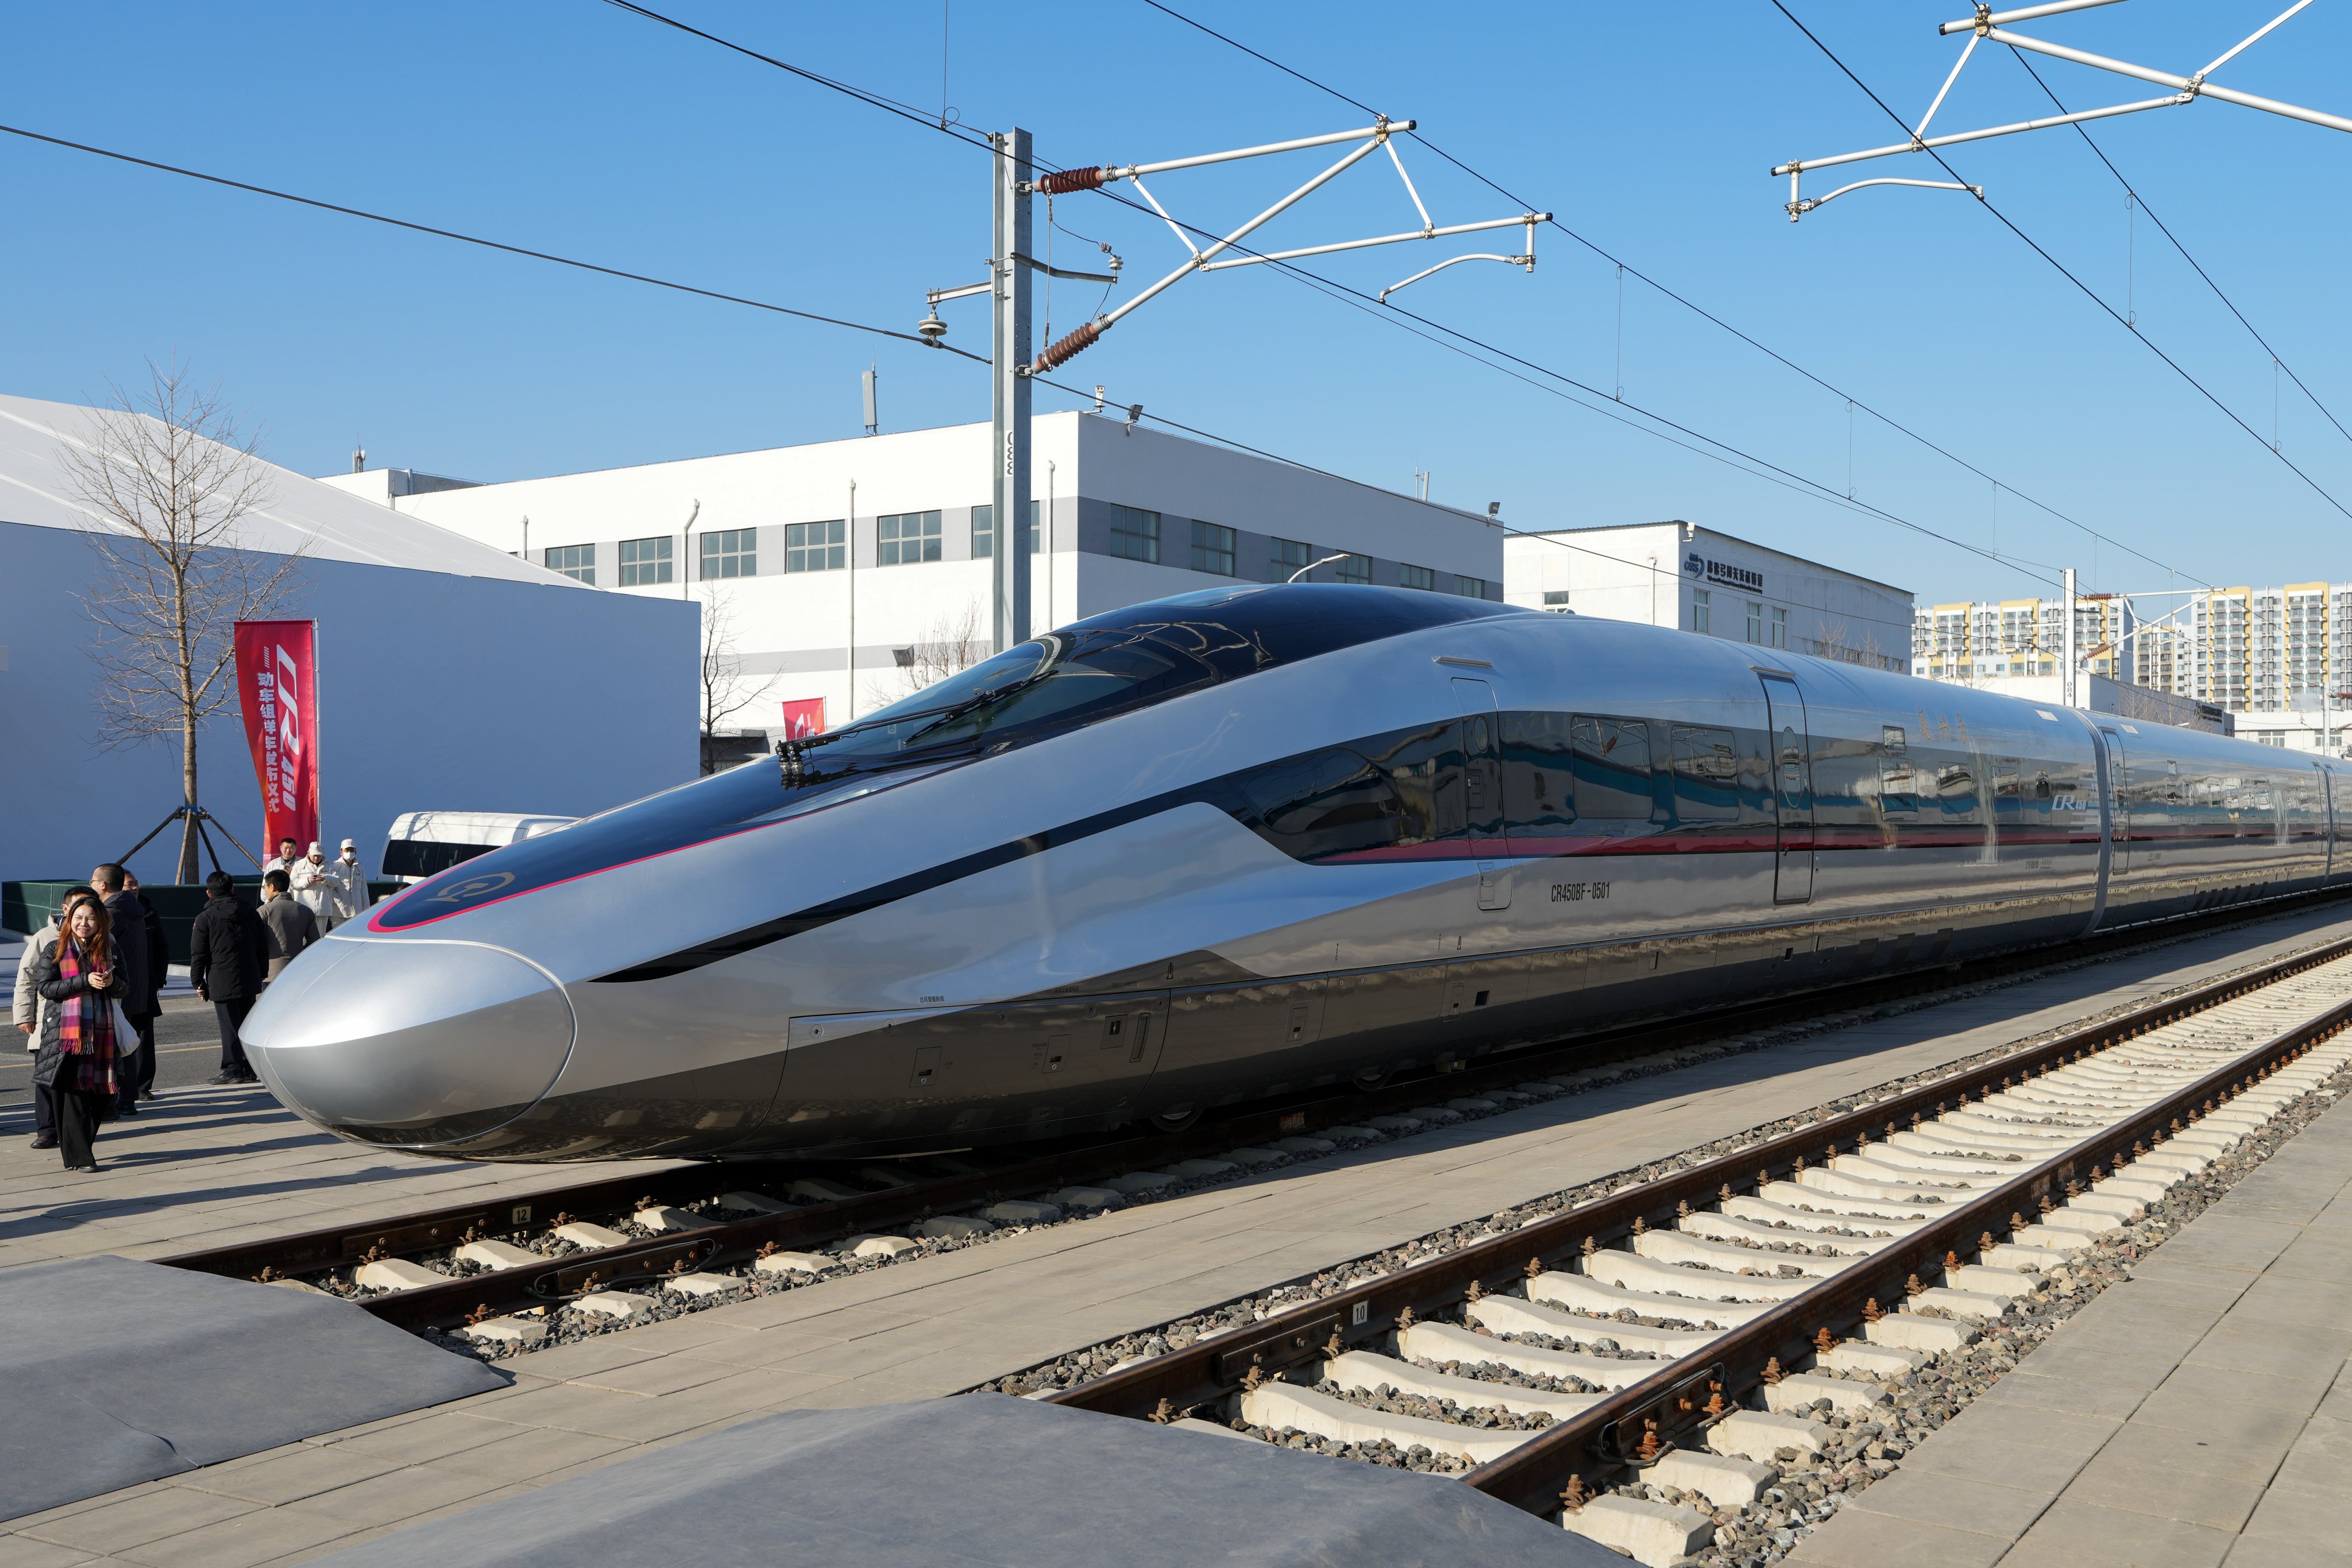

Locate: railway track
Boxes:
[152,894,2352,1349]
[1037,943,2352,1563]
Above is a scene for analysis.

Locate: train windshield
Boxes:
[812,583,1523,764]
[371,583,1524,929]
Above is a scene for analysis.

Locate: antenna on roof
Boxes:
[352,440,365,474]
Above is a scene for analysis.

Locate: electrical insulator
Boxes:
[1035,167,1108,195]
[1033,319,1102,372]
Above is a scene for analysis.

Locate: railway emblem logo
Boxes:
[431,871,515,903]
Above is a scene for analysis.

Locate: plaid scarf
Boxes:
[56,937,118,1097]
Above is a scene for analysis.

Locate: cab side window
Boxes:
[1239,747,1411,862]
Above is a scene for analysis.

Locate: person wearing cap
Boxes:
[288,840,345,928]
[326,838,373,930]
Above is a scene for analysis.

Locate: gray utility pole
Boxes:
[2062,567,2079,708]
[992,128,1034,655]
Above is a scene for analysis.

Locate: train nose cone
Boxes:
[244,937,576,1150]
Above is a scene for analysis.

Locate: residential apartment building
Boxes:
[1915,584,2352,753]
[1911,594,2134,684]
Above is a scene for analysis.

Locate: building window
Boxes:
[1452,574,1488,598]
[1399,565,1435,592]
[1745,600,1763,643]
[1542,590,1571,613]
[617,536,671,586]
[877,510,941,566]
[971,502,1038,557]
[1333,553,1372,585]
[1189,519,1237,576]
[544,544,594,584]
[701,527,756,580]
[1106,504,1161,563]
[1692,589,1710,635]
[1269,537,1311,581]
[784,520,844,573]
[1771,605,1789,649]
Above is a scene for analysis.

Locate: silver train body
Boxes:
[244,584,2352,1163]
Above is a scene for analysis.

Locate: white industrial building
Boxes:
[331,413,1507,746]
[1502,520,1912,673]
[0,392,697,890]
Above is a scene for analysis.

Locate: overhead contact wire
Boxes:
[2006,46,2352,454]
[1768,0,2352,527]
[1132,0,2202,585]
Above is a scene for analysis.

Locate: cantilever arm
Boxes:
[1378,253,1530,303]
[1787,176,1982,222]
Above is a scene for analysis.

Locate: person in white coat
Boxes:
[289,841,345,926]
[327,838,373,929]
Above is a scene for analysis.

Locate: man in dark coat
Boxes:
[122,873,166,1103]
[91,864,150,1116]
[257,868,319,982]
[187,871,266,1084]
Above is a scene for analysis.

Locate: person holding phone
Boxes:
[31,895,126,1171]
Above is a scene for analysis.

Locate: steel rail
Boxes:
[1042,934,2352,1510]
[1468,980,2352,1512]
[153,890,2352,1332]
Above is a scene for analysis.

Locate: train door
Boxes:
[2100,727,2132,876]
[1758,673,1814,903]
[1453,678,1510,910]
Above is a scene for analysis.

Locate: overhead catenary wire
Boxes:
[0,109,1746,607]
[2004,45,2352,454]
[581,1,2057,585]
[1767,0,2352,528]
[1131,0,2203,588]
[0,121,980,365]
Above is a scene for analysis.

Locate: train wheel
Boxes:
[1148,1105,1202,1133]
[1352,1068,1391,1092]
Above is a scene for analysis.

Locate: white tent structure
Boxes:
[0,392,697,893]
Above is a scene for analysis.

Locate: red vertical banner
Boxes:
[234,620,320,856]
[779,698,827,738]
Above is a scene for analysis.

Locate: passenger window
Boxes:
[1669,725,1740,823]
[1501,712,1576,839]
[1240,747,1411,862]
[1878,725,1918,817]
[1936,762,1980,821]
[1570,716,1659,825]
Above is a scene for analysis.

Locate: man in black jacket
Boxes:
[187,871,266,1084]
[121,873,166,1103]
[90,864,150,1115]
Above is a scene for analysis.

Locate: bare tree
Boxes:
[697,587,780,773]
[63,361,305,883]
[871,600,990,709]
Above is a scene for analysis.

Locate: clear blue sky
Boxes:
[6,1,2347,605]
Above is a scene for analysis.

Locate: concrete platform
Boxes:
[1789,1071,2352,1568]
[5,905,2351,1565]
[303,1395,1616,1568]
[0,1079,685,1273]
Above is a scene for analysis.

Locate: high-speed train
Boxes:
[244,583,2352,1163]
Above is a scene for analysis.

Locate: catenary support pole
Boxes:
[992,127,1034,654]
[2064,567,2079,708]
